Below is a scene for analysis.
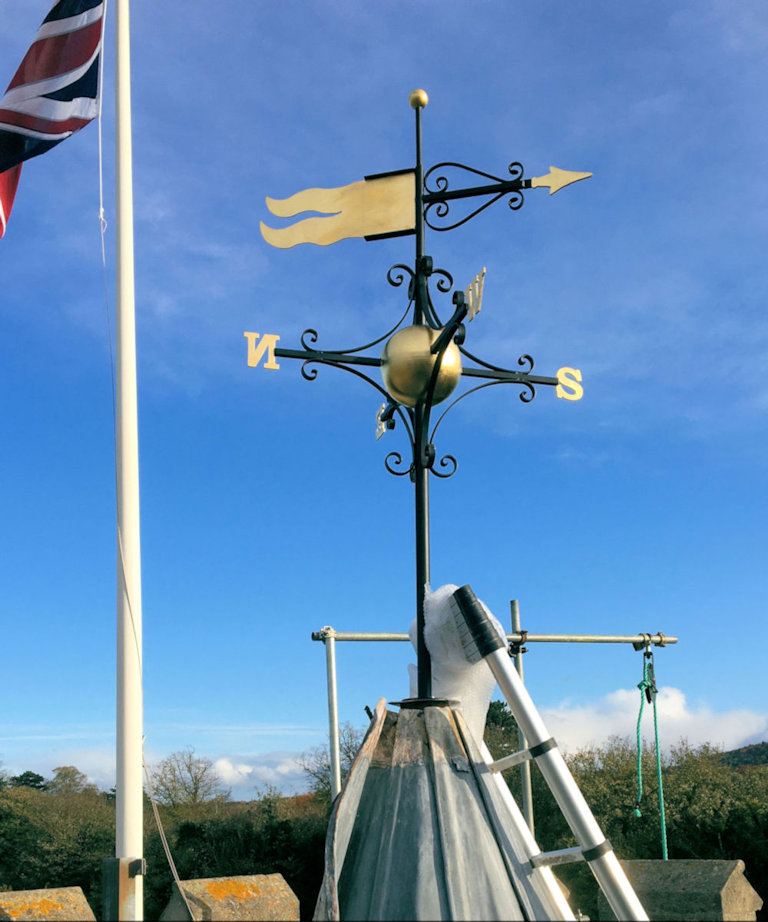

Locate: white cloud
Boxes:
[213,753,307,798]
[541,686,768,754]
[213,758,254,785]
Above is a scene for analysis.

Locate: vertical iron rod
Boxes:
[511,599,534,835]
[413,98,431,699]
[414,419,431,699]
[413,101,425,321]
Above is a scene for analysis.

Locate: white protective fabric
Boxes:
[409,584,506,742]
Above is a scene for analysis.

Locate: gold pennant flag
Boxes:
[260,169,415,248]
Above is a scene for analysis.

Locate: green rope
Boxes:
[634,648,669,859]
[652,676,669,859]
[634,675,645,817]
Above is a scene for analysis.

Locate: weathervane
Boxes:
[247,89,590,700]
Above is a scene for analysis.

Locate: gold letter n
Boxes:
[244,332,280,369]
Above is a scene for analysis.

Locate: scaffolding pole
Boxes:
[311,623,677,800]
[510,600,534,835]
[312,629,677,646]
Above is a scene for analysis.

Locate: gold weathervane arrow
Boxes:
[530,166,592,195]
[259,167,593,250]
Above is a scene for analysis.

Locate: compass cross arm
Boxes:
[460,364,583,401]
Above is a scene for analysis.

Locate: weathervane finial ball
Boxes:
[380,325,461,408]
[409,89,429,109]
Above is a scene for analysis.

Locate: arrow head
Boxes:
[531,166,592,195]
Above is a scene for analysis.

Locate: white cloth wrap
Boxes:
[408,584,505,742]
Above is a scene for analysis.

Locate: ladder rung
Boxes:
[487,736,558,774]
[487,749,532,773]
[530,846,585,869]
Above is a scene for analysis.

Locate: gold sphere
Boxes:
[380,325,462,407]
[409,88,429,109]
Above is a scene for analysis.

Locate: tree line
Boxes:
[0,751,327,919]
[1,716,766,920]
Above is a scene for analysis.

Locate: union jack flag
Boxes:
[0,0,105,237]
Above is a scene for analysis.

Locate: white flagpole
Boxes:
[114,0,144,917]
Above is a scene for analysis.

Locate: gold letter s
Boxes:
[556,367,583,401]
[244,332,280,370]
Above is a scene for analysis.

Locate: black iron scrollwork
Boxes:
[388,258,455,330]
[271,235,558,487]
[299,301,411,359]
[517,353,534,373]
[423,161,527,232]
[300,360,319,381]
[300,328,319,350]
[431,454,458,479]
[384,451,411,477]
[387,263,414,291]
[516,354,536,402]
[431,267,454,293]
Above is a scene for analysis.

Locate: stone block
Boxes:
[159,874,299,921]
[0,887,96,921]
[597,859,763,921]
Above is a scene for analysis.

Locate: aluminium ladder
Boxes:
[450,584,648,922]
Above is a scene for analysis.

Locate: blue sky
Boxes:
[1,0,767,799]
